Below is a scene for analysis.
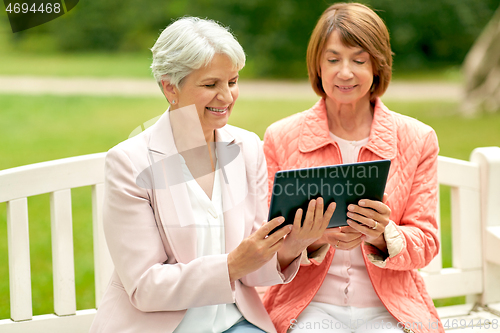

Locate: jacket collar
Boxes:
[146,109,243,263]
[298,98,397,160]
[147,109,178,157]
[147,108,237,158]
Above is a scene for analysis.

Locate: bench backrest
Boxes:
[420,147,500,305]
[1,147,499,331]
[421,155,483,300]
[0,153,111,332]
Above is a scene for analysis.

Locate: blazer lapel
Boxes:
[216,127,248,253]
[146,113,250,260]
[146,110,197,264]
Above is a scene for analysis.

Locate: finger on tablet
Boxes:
[261,216,285,237]
[315,197,324,221]
[293,208,303,230]
[323,202,336,222]
[303,199,316,229]
[267,224,292,245]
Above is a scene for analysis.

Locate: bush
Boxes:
[3,0,499,77]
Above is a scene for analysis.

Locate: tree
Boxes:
[462,5,500,115]
[3,0,498,78]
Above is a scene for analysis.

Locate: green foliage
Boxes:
[1,0,498,77]
[366,0,499,70]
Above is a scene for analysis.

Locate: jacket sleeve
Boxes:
[103,147,235,312]
[364,130,440,270]
[240,133,300,287]
[263,128,279,206]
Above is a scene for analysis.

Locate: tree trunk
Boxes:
[462,6,500,115]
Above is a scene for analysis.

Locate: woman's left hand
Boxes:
[277,197,336,269]
[346,193,391,253]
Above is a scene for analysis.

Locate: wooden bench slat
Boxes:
[438,157,480,190]
[92,183,113,308]
[6,198,33,322]
[0,309,96,333]
[421,268,483,299]
[471,147,500,306]
[0,153,106,203]
[50,189,76,316]
[485,226,500,266]
[451,187,482,270]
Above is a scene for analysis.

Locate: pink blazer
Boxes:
[90,111,299,333]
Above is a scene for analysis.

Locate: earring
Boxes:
[171,100,176,104]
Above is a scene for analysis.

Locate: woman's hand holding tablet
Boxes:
[277,197,336,269]
[346,193,391,253]
[227,216,292,283]
[308,226,363,252]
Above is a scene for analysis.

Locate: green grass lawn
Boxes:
[0,48,254,80]
[0,94,499,319]
[391,66,463,83]
[0,51,463,82]
[0,52,155,78]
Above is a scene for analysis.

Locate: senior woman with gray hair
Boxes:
[90,17,335,333]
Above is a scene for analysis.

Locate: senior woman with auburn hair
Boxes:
[263,3,443,333]
[89,17,334,333]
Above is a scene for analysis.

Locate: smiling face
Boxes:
[165,53,239,140]
[320,30,374,108]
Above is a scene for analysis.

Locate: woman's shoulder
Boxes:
[390,112,438,152]
[392,111,434,135]
[220,125,264,165]
[377,103,439,161]
[377,99,436,138]
[105,128,153,173]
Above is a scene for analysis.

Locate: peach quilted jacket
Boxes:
[262,98,444,333]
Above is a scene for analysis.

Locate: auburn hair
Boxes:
[307,3,393,100]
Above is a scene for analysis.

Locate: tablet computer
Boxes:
[268,160,391,234]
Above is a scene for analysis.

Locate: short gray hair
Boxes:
[151,17,246,89]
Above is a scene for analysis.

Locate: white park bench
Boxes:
[0,147,499,332]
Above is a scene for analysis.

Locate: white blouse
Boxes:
[173,155,243,333]
[311,132,384,308]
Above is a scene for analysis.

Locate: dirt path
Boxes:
[0,76,461,101]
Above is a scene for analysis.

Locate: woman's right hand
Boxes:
[227,217,292,283]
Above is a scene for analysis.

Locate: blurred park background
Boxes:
[1,0,500,321]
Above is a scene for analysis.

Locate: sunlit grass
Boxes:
[0,50,154,78]
[0,47,462,83]
[392,66,463,83]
